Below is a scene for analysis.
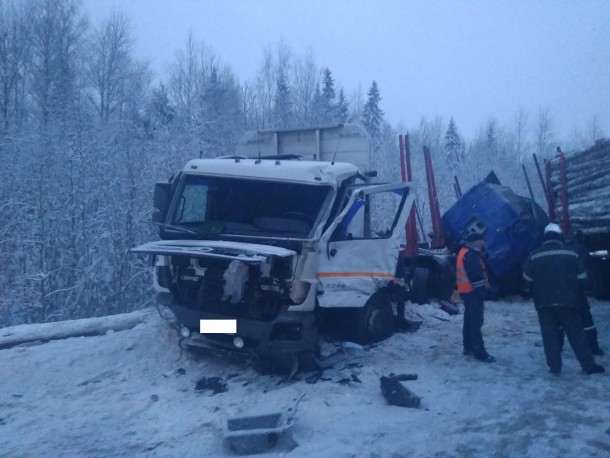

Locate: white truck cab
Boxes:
[132,124,415,366]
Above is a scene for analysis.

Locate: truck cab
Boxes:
[132,125,414,364]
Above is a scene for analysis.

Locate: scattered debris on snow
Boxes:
[1,298,609,456]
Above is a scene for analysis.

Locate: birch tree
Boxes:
[291,50,317,126]
[513,108,528,162]
[0,0,32,132]
[534,105,554,159]
[86,12,133,123]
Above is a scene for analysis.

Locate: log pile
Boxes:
[547,139,610,235]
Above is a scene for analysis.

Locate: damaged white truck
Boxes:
[132,124,414,368]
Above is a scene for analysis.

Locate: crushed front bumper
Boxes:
[156,293,318,358]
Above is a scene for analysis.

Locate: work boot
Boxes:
[593,348,604,356]
[583,364,605,375]
[549,369,561,377]
[474,352,496,363]
[463,348,473,356]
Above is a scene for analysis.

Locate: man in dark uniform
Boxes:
[457,232,495,362]
[522,223,604,376]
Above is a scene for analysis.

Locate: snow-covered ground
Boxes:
[1,298,609,457]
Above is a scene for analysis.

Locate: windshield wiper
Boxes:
[151,222,199,235]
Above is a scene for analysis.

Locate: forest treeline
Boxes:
[0,1,605,326]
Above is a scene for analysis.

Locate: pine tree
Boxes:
[148,83,175,128]
[321,68,335,123]
[485,118,499,155]
[361,81,383,140]
[199,65,244,156]
[309,82,322,125]
[336,89,349,124]
[444,117,464,171]
[274,65,292,128]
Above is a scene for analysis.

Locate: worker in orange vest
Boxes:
[456,232,495,362]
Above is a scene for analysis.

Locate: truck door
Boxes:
[317,182,415,309]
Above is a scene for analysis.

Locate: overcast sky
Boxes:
[82,0,610,140]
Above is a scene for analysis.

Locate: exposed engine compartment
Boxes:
[158,253,294,321]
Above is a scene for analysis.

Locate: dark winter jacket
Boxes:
[522,239,587,309]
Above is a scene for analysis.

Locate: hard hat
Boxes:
[544,223,563,235]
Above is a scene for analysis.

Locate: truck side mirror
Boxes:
[152,182,171,223]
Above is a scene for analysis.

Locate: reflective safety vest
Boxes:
[456,247,489,293]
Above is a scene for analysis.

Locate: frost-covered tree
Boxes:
[534,106,554,159]
[274,63,292,128]
[0,0,32,132]
[348,84,364,123]
[460,118,500,189]
[168,34,201,124]
[484,118,499,156]
[167,38,243,159]
[361,80,383,141]
[459,117,524,192]
[86,12,134,122]
[320,67,335,123]
[24,0,89,322]
[147,83,175,128]
[255,46,275,128]
[336,88,349,124]
[291,50,317,126]
[444,117,464,171]
[309,82,322,125]
[30,0,88,125]
[199,64,244,157]
[513,108,528,162]
[587,115,604,145]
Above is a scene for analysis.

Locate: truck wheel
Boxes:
[411,267,429,304]
[297,351,320,372]
[355,292,394,344]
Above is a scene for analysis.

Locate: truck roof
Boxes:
[236,124,372,173]
[182,158,359,184]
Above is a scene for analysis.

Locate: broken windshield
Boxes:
[170,175,333,238]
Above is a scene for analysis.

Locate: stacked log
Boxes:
[547,139,610,235]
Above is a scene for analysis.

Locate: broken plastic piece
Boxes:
[379,376,421,408]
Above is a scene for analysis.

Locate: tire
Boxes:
[355,291,394,344]
[411,267,429,304]
[297,351,320,372]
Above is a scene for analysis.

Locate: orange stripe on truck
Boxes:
[318,272,395,278]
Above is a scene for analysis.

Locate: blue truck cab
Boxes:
[442,179,548,294]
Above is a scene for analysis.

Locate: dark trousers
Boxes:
[580,295,601,352]
[462,293,486,357]
[558,294,601,353]
[537,306,595,373]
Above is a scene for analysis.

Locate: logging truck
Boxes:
[544,139,610,298]
[396,135,548,300]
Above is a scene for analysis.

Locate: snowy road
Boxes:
[1,298,609,457]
